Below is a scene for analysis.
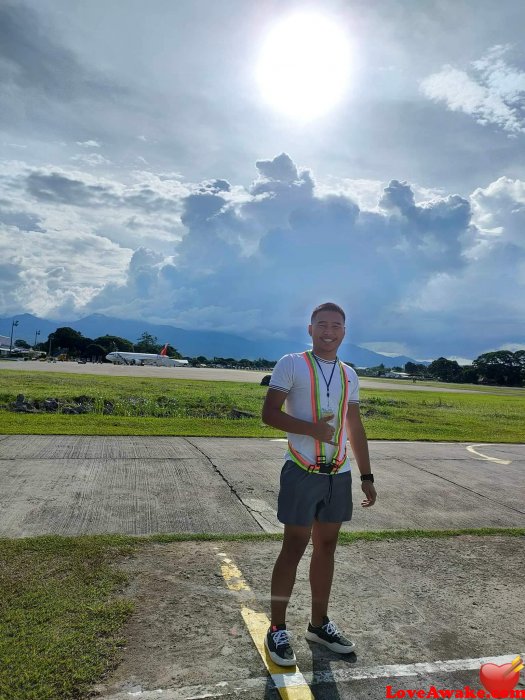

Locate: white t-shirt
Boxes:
[269,352,360,474]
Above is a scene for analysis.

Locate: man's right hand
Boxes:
[310,414,336,445]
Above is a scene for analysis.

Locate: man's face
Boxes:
[308,310,345,355]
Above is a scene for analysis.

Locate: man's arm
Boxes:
[262,389,336,445]
[346,403,377,507]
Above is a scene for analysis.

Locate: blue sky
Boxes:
[1,0,524,361]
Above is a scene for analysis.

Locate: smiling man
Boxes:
[262,301,376,666]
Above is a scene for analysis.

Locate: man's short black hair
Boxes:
[311,302,346,324]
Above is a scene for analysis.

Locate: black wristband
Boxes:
[360,473,374,483]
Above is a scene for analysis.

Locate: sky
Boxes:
[1,0,525,362]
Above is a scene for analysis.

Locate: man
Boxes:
[262,302,376,666]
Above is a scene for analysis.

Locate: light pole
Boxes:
[9,319,19,354]
[34,329,40,348]
[48,333,54,359]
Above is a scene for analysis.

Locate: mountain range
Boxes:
[0,313,422,368]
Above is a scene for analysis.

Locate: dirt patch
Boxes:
[91,542,266,696]
[90,536,524,698]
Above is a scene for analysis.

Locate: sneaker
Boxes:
[265,624,297,666]
[305,616,356,654]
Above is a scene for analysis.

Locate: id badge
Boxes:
[321,407,335,425]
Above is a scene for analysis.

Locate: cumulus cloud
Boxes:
[1,152,524,357]
[400,176,525,354]
[421,45,525,134]
[0,224,131,318]
[470,176,525,249]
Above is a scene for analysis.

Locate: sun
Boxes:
[256,12,352,121]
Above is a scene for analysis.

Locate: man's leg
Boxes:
[309,519,342,627]
[270,523,312,626]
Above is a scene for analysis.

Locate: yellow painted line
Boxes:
[218,555,315,700]
[466,444,511,465]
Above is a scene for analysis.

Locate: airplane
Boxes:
[105,343,189,367]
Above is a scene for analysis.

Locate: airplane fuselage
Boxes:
[105,351,188,367]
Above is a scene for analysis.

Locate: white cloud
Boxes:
[470,176,525,248]
[316,177,384,211]
[497,343,525,352]
[446,356,473,366]
[0,224,131,318]
[76,140,101,148]
[359,342,411,357]
[71,152,111,167]
[421,45,525,134]
[1,153,525,358]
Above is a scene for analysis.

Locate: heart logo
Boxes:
[480,656,523,699]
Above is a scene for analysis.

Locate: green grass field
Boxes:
[1,370,524,441]
[367,376,525,395]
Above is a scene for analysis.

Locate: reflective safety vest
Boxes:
[288,351,349,474]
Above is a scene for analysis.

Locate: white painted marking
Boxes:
[467,444,512,465]
[101,652,525,699]
[272,671,313,688]
[270,438,287,442]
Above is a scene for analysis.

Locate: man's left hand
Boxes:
[360,481,377,508]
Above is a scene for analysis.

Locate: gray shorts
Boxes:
[277,460,353,527]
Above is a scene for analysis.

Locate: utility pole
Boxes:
[48,333,54,358]
[34,329,40,348]
[9,319,19,354]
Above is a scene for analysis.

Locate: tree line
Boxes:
[30,327,275,369]
[33,328,182,359]
[19,327,525,386]
[405,352,525,387]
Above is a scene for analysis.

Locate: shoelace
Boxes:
[271,629,292,648]
[323,620,342,638]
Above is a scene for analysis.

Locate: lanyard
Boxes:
[313,354,337,405]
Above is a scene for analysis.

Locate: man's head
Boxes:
[310,302,345,325]
[308,302,346,359]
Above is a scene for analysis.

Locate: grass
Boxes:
[0,535,135,700]
[1,370,525,441]
[365,376,525,395]
[1,529,523,700]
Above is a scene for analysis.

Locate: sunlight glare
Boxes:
[256,13,352,121]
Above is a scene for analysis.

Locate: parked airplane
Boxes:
[105,344,188,367]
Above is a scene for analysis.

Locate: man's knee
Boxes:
[312,537,338,556]
[280,526,311,561]
[312,521,341,555]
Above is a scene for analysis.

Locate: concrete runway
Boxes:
[1,435,523,700]
[0,436,523,537]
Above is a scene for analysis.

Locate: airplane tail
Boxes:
[160,343,168,356]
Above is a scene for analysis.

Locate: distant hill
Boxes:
[0,313,421,368]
